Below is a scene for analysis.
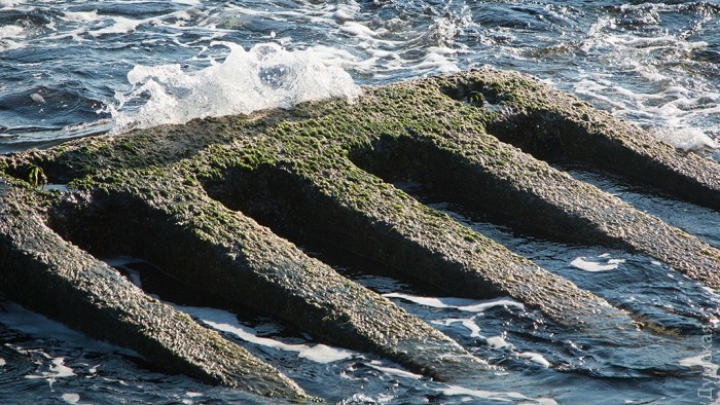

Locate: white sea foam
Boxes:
[60,393,93,405]
[341,21,385,40]
[61,393,80,404]
[61,10,100,23]
[111,42,361,132]
[0,25,24,39]
[332,5,356,23]
[412,47,461,73]
[387,293,549,370]
[679,350,720,400]
[484,336,550,368]
[383,292,525,313]
[573,79,639,111]
[368,361,423,380]
[517,351,551,368]
[103,257,144,287]
[432,317,483,338]
[702,287,720,303]
[26,356,76,389]
[438,385,558,405]
[570,254,625,272]
[486,336,511,350]
[30,93,46,104]
[90,16,145,37]
[654,127,719,152]
[341,393,395,404]
[571,14,720,157]
[175,304,356,363]
[0,0,20,7]
[0,25,25,51]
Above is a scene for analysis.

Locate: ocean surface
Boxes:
[1,1,720,404]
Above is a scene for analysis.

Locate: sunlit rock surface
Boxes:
[2,68,720,400]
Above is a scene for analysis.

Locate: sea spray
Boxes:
[110,42,361,132]
[654,127,719,152]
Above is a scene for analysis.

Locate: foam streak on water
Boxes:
[570,254,626,272]
[173,304,357,364]
[383,292,525,313]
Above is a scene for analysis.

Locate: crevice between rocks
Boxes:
[44,192,259,319]
[195,158,645,338]
[43,185,489,382]
[198,161,517,303]
[198,165,447,298]
[435,69,720,212]
[346,134,630,250]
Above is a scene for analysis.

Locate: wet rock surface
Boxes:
[1,67,719,400]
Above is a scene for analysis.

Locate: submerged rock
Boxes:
[1,67,719,400]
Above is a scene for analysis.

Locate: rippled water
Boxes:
[2,1,720,404]
[2,1,720,149]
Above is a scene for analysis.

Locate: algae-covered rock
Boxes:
[0,178,309,399]
[2,67,720,399]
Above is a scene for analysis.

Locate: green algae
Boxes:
[3,67,720,396]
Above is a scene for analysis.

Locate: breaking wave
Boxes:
[110,42,361,131]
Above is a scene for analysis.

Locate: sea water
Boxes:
[1,1,720,404]
[2,1,720,151]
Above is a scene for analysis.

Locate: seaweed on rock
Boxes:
[1,67,720,400]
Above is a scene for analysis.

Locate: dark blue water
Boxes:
[1,1,720,404]
[2,1,720,150]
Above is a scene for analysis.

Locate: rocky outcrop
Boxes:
[1,67,719,400]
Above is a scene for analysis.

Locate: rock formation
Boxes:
[1,67,719,401]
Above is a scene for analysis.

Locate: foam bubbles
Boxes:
[438,385,558,405]
[486,336,511,350]
[60,10,100,24]
[0,25,25,50]
[570,254,625,272]
[0,25,24,39]
[517,352,551,368]
[111,42,361,132]
[60,393,95,405]
[383,292,525,313]
[89,16,144,37]
[679,351,719,386]
[26,356,76,389]
[432,317,483,338]
[61,393,92,405]
[367,361,423,380]
[654,127,719,152]
[175,304,356,364]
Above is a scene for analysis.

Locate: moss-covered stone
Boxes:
[50,173,484,381]
[0,180,309,400]
[2,67,720,398]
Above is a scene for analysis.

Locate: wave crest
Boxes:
[111,42,361,132]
